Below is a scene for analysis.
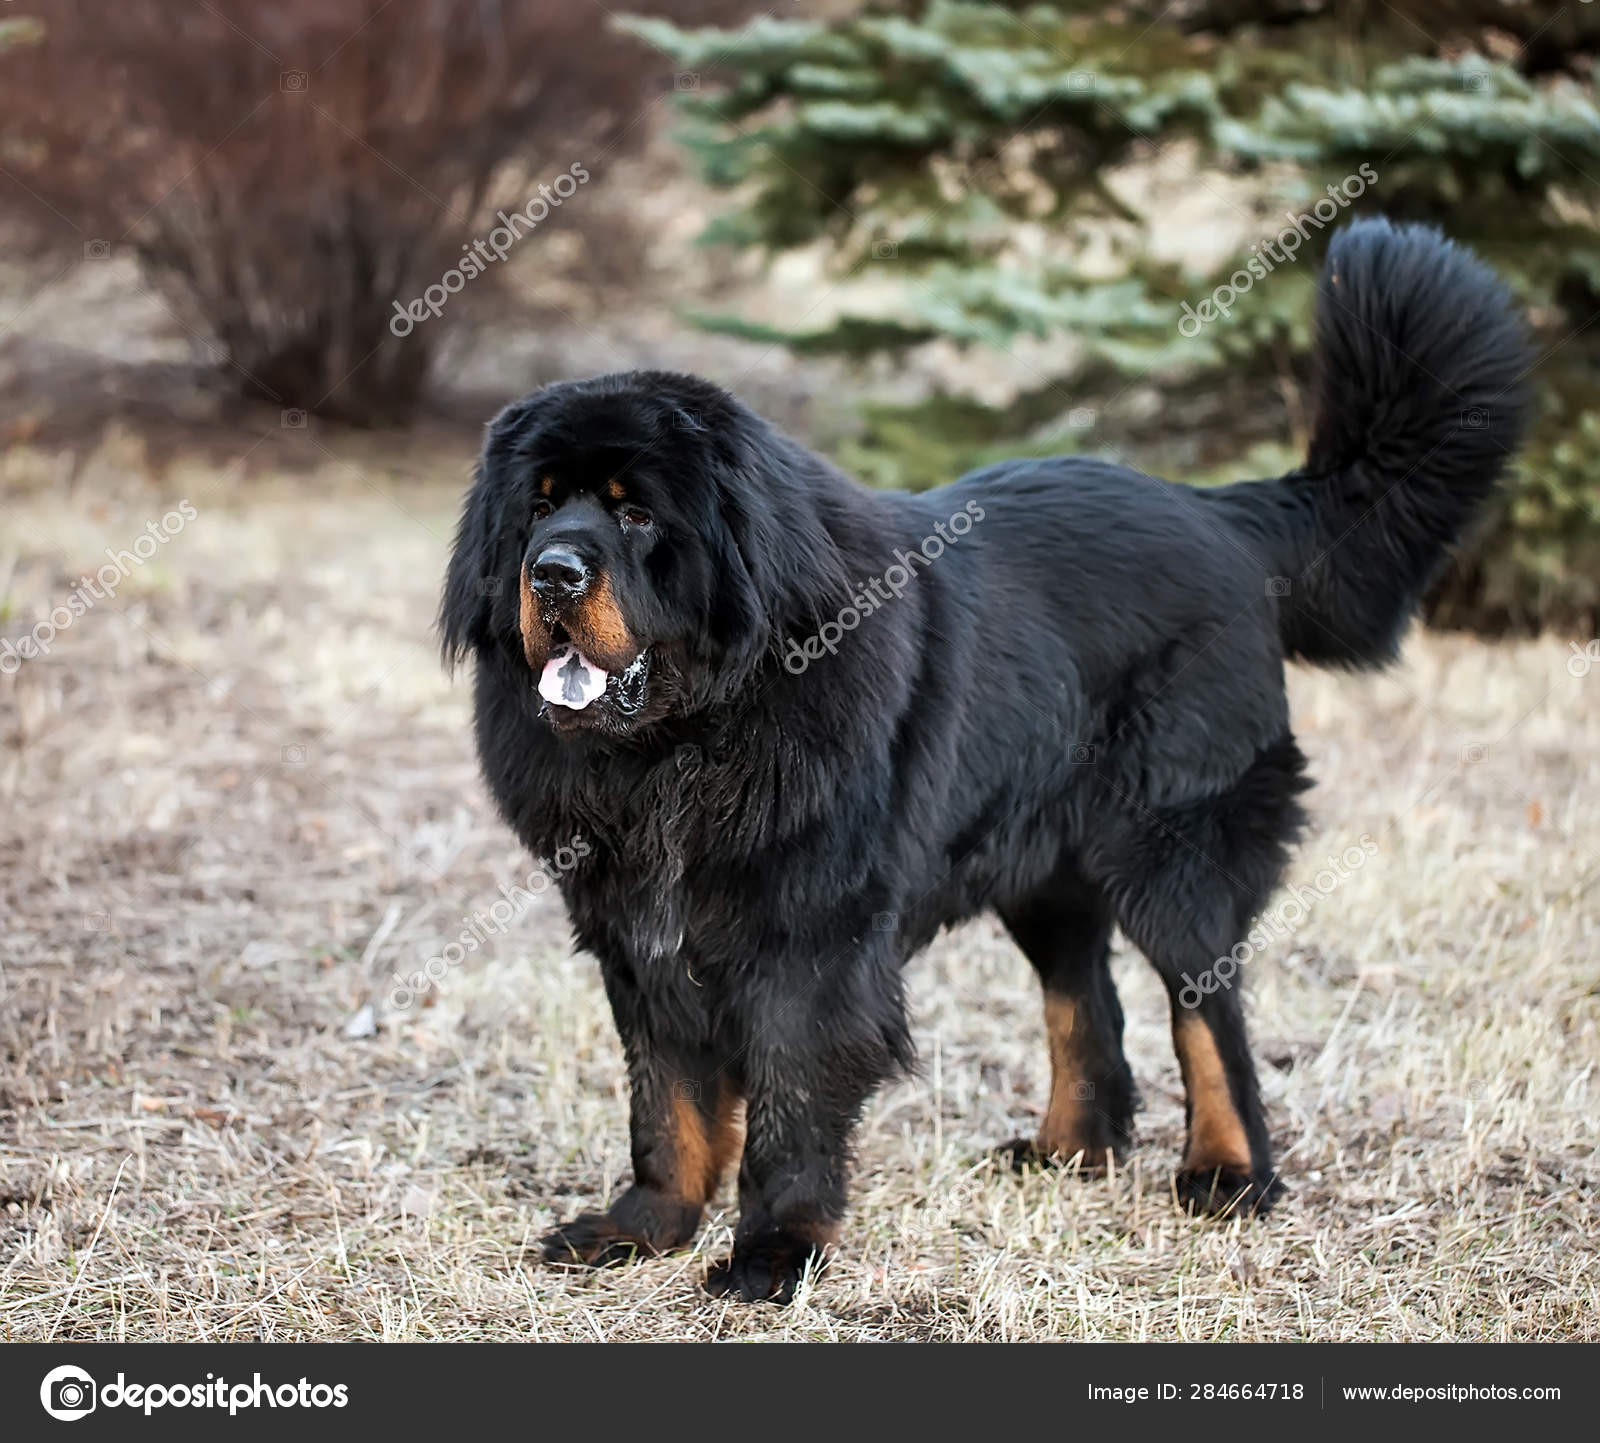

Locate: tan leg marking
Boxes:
[671,1090,745,1206]
[1037,994,1109,1164]
[1172,1013,1252,1172]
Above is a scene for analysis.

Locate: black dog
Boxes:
[440,219,1527,1303]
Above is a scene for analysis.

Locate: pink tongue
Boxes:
[539,644,609,709]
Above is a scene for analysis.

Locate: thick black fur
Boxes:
[441,219,1529,1304]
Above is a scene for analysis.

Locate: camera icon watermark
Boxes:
[872,240,899,260]
[1068,71,1095,92]
[1066,408,1096,430]
[280,71,308,91]
[40,1365,97,1421]
[1069,743,1096,764]
[1460,742,1488,765]
[281,408,307,429]
[83,912,110,932]
[475,576,503,597]
[83,239,111,261]
[675,71,700,91]
[872,911,899,932]
[1266,576,1292,597]
[674,1080,702,1101]
[1460,407,1489,429]
[1461,71,1487,91]
[281,743,309,765]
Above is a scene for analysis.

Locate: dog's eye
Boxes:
[621,506,652,528]
[530,499,553,521]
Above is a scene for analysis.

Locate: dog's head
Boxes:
[440,371,849,738]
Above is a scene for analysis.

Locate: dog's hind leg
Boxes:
[1121,909,1282,1217]
[1162,982,1280,1215]
[996,864,1137,1170]
[1094,733,1309,1216]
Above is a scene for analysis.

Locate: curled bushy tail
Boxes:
[1211,217,1532,668]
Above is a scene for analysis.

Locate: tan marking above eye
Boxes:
[607,478,625,500]
[539,476,554,496]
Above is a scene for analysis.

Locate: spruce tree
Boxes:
[627,0,1600,631]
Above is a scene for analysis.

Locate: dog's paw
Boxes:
[992,1136,1115,1174]
[541,1212,655,1267]
[704,1229,825,1305]
[1174,1166,1283,1218]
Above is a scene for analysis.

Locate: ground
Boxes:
[2,416,1595,1343]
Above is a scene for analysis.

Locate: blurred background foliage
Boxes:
[0,0,754,425]
[1,1,1595,634]
[628,0,1600,633]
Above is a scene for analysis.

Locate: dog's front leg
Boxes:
[543,974,741,1266]
[706,976,910,1304]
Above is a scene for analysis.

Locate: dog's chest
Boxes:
[556,768,765,968]
[564,859,761,989]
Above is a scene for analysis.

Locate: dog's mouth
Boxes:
[537,622,650,724]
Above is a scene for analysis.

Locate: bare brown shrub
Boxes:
[0,0,753,423]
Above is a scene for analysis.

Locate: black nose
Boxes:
[530,547,590,596]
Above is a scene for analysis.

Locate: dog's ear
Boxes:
[439,459,498,672]
[696,427,853,693]
[439,395,545,671]
[698,486,770,689]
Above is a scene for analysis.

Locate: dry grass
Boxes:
[2,429,1597,1342]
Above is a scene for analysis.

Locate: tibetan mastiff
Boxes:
[441,219,1528,1303]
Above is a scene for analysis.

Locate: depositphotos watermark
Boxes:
[1178,163,1379,337]
[389,837,589,1010]
[1178,834,1378,1008]
[40,1364,347,1421]
[389,162,590,337]
[1567,639,1600,677]
[783,500,986,674]
[1,501,198,674]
